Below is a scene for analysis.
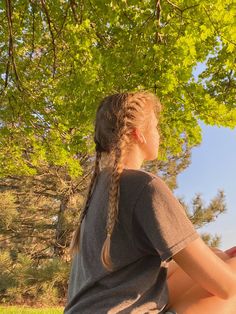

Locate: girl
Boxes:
[64,91,236,314]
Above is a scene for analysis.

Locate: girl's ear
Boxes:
[131,128,146,144]
[142,134,147,144]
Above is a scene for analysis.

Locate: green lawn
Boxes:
[0,307,64,314]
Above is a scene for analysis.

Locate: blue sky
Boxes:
[175,120,236,251]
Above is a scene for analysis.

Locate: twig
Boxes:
[166,0,199,13]
[55,1,71,39]
[29,0,36,61]
[40,0,57,78]
[69,0,79,24]
[155,0,164,43]
[1,0,23,95]
[203,5,236,46]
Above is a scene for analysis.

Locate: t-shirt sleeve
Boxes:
[132,176,200,262]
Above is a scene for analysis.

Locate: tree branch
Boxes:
[155,0,163,43]
[40,0,57,78]
[1,0,22,95]
[203,5,236,46]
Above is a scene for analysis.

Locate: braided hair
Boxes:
[69,90,162,271]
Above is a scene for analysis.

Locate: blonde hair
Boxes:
[69,90,162,271]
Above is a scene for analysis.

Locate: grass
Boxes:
[0,306,64,314]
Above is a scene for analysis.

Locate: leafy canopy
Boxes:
[0,0,235,176]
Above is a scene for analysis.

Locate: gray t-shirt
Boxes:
[64,168,200,314]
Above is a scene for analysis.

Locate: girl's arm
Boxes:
[167,246,230,279]
[167,259,179,279]
[208,246,231,261]
[172,237,236,299]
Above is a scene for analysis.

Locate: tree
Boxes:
[0,0,235,174]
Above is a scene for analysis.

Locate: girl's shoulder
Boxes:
[122,169,175,201]
[102,167,166,193]
[122,168,157,182]
[122,168,162,184]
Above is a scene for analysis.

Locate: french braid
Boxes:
[69,149,102,256]
[100,93,134,271]
[69,90,162,272]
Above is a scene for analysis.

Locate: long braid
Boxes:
[69,149,102,256]
[69,90,162,269]
[100,94,136,271]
